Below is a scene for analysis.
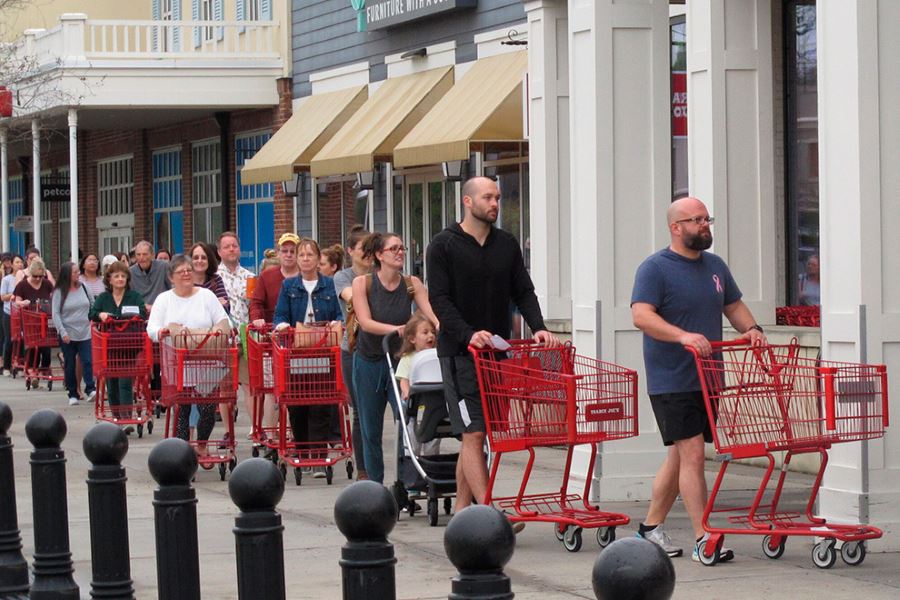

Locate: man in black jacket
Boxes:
[427,176,558,515]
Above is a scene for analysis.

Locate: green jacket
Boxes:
[89,289,147,321]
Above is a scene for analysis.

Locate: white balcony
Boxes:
[5,13,286,125]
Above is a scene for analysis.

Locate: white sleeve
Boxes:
[146,292,167,342]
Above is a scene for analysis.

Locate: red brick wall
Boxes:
[273,77,294,239]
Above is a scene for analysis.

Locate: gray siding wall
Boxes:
[292,0,526,98]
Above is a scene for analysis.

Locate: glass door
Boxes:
[403,174,458,280]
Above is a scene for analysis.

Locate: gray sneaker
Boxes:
[636,524,683,558]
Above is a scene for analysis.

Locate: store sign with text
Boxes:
[671,71,687,138]
[353,0,477,31]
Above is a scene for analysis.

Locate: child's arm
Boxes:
[399,377,410,400]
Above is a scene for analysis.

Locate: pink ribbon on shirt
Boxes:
[713,274,723,293]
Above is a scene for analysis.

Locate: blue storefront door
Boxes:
[237,201,274,273]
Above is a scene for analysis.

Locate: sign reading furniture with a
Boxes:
[353,0,477,32]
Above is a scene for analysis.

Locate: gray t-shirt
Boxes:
[630,248,741,395]
[51,285,94,342]
[130,260,170,306]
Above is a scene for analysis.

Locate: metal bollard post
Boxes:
[334,481,399,600]
[228,458,286,600]
[83,422,134,599]
[0,401,29,598]
[25,409,80,600]
[443,505,515,600]
[591,537,675,600]
[148,438,200,600]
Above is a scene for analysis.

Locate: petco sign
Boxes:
[359,0,477,31]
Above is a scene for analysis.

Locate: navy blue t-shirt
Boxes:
[631,248,741,394]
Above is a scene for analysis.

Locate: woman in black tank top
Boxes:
[350,232,439,484]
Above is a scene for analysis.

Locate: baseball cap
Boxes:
[278,233,301,247]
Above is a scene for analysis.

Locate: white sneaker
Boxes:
[67,397,79,406]
[636,524,683,558]
[85,390,97,403]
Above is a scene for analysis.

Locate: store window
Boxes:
[7,177,25,256]
[192,140,222,246]
[785,0,819,306]
[671,15,688,199]
[97,155,134,256]
[153,148,183,254]
[483,142,529,268]
[235,131,275,272]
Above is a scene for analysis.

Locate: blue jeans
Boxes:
[60,338,95,399]
[352,354,399,484]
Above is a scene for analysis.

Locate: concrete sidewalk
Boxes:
[3,376,899,599]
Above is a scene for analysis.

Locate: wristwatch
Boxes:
[749,324,764,334]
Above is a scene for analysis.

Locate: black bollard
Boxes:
[148,438,200,600]
[443,505,515,600]
[228,458,286,600]
[0,401,29,598]
[591,537,675,600]
[25,409,80,600]
[84,422,134,599]
[334,480,399,600]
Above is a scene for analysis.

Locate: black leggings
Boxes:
[288,405,331,455]
[175,404,216,441]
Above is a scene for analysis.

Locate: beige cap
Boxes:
[277,232,301,247]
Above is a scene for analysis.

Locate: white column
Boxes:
[1,128,8,252]
[525,0,571,324]
[685,0,777,322]
[31,119,40,252]
[567,0,671,501]
[68,109,79,263]
[817,0,900,552]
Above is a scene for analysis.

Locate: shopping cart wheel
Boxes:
[427,498,439,527]
[346,461,354,480]
[840,541,866,566]
[11,369,16,379]
[325,466,334,485]
[229,458,237,472]
[154,404,162,419]
[762,535,786,559]
[279,462,287,481]
[554,524,565,541]
[444,497,452,515]
[137,424,144,439]
[252,446,260,458]
[218,462,227,481]
[563,526,583,552]
[812,540,837,569]
[696,537,721,566]
[47,381,53,391]
[25,378,31,390]
[294,468,302,486]
[596,527,616,548]
[147,419,154,435]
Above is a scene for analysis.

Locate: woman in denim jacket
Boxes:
[273,238,343,478]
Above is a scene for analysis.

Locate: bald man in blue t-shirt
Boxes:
[631,197,766,563]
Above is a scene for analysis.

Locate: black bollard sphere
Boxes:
[228,458,284,511]
[334,480,398,541]
[25,409,67,449]
[0,402,11,435]
[149,438,198,486]
[444,505,515,573]
[592,537,675,600]
[83,421,129,465]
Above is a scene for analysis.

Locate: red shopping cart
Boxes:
[21,305,65,390]
[159,328,240,480]
[271,325,353,485]
[91,319,155,437]
[689,338,889,568]
[8,303,26,378]
[247,323,279,458]
[470,340,639,552]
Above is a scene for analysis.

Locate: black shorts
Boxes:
[649,391,713,446]
[440,355,485,434]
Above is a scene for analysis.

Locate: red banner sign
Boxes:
[671,72,687,138]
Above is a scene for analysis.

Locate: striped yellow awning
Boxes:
[310,66,454,178]
[393,51,527,168]
[240,85,368,184]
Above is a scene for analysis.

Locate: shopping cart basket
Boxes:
[689,338,889,567]
[21,305,64,390]
[159,328,239,480]
[471,340,639,552]
[91,318,155,437]
[247,323,279,458]
[271,324,353,485]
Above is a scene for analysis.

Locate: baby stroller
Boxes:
[384,332,458,526]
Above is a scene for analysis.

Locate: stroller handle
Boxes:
[382,329,401,356]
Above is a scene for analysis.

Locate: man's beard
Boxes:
[685,231,712,251]
[471,204,498,224]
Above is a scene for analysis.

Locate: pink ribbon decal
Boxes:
[713,274,723,293]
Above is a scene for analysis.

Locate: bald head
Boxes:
[667,197,708,226]
[462,176,497,202]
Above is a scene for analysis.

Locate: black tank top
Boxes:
[356,273,411,361]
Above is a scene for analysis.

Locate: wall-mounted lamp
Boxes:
[282,172,302,198]
[356,170,375,190]
[442,160,466,182]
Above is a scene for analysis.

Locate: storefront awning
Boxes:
[310,66,454,178]
[393,51,527,168]
[240,85,369,184]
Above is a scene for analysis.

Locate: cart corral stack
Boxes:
[690,339,889,568]
[470,340,638,552]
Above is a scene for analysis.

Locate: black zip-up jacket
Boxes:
[426,223,547,357]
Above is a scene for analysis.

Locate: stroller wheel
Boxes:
[427,498,439,527]
[444,497,452,515]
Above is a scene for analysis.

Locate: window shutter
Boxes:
[172,0,182,51]
[192,0,201,48]
[261,0,271,21]
[236,0,244,21]
[215,0,224,42]
[152,0,160,51]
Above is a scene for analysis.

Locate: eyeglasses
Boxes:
[383,245,407,255]
[675,216,715,226]
[174,268,193,276]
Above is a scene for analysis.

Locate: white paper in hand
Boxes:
[490,335,511,351]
